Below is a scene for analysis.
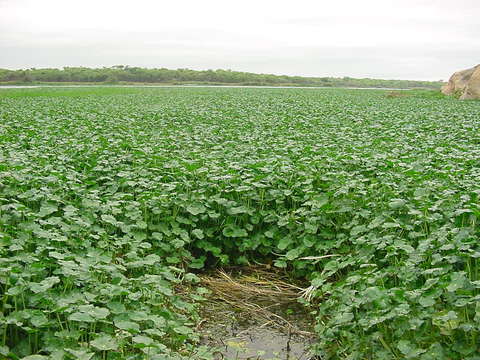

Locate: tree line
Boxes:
[0,66,443,89]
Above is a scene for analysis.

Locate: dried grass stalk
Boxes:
[198,266,314,336]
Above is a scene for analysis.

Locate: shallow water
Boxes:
[197,277,316,360]
[0,85,41,88]
[0,84,410,90]
[201,324,314,360]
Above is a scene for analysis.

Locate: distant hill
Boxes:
[0,66,444,89]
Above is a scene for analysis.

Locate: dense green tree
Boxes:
[0,66,443,89]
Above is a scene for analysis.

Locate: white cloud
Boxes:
[1,0,479,80]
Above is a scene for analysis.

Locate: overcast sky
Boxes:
[1,0,479,80]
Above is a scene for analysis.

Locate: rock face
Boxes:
[442,64,480,99]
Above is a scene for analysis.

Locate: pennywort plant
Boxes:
[0,87,479,359]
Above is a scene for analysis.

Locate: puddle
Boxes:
[201,325,313,360]
[196,267,316,360]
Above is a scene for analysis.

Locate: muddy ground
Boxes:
[195,267,317,360]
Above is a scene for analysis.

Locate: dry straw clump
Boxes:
[199,266,313,336]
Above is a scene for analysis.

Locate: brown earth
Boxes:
[194,267,316,359]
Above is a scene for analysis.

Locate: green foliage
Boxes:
[0,66,444,89]
[403,89,449,99]
[0,87,479,359]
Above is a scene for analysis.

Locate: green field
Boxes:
[0,87,479,359]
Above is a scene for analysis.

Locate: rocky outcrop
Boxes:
[462,66,480,99]
[442,64,480,99]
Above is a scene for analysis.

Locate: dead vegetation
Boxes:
[385,90,409,98]
[198,266,315,337]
